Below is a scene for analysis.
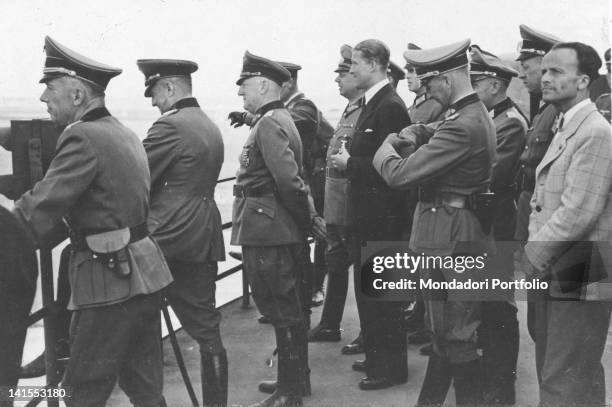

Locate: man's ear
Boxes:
[576,74,590,92]
[72,86,85,106]
[164,80,175,96]
[259,78,270,94]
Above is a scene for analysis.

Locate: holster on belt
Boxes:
[418,188,495,235]
[85,228,132,278]
[469,192,495,235]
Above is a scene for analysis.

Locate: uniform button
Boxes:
[431,208,437,213]
[521,164,525,169]
[257,208,263,213]
[535,206,542,212]
[535,138,539,142]
[524,146,529,150]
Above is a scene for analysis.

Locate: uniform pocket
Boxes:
[246,197,277,219]
[70,252,131,307]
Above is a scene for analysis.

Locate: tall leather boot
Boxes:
[451,358,482,407]
[258,324,310,397]
[251,326,302,407]
[201,350,228,407]
[415,354,452,407]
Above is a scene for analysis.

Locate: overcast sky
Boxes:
[0,0,609,114]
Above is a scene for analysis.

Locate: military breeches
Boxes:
[62,292,166,407]
[165,261,224,355]
[420,266,481,364]
[243,245,303,328]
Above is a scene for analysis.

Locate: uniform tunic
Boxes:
[407,92,445,124]
[514,102,557,240]
[318,99,362,330]
[143,97,226,354]
[374,93,497,362]
[231,100,309,327]
[13,107,172,406]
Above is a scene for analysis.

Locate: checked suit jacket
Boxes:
[525,102,612,300]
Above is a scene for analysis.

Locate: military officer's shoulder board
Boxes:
[506,108,529,132]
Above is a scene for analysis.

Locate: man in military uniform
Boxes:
[12,36,173,406]
[232,51,310,407]
[373,39,496,406]
[387,60,406,90]
[137,59,227,407]
[402,42,446,352]
[0,206,37,407]
[470,45,528,405]
[513,24,562,340]
[405,43,446,124]
[308,45,364,347]
[276,62,330,320]
[329,39,411,390]
[229,62,331,319]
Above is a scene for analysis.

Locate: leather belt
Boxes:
[418,189,469,209]
[326,167,345,179]
[233,184,276,198]
[70,222,149,251]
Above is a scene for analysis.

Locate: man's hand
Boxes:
[384,130,419,158]
[329,142,350,171]
[311,215,327,240]
[514,249,547,279]
[228,111,247,128]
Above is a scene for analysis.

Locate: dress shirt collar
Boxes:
[560,98,591,129]
[364,78,389,105]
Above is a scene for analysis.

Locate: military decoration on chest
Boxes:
[241,147,250,168]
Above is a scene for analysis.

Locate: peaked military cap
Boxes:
[403,39,471,81]
[40,36,122,90]
[236,51,291,86]
[335,44,353,73]
[136,59,198,97]
[404,43,422,70]
[388,60,406,81]
[277,61,301,80]
[516,24,561,61]
[469,45,518,82]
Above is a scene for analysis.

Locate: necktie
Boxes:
[552,113,564,133]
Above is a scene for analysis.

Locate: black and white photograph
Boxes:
[0,0,610,406]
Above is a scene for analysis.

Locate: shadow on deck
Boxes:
[107,273,611,407]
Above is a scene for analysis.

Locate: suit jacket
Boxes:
[14,107,173,310]
[143,98,225,263]
[373,93,497,255]
[525,102,612,299]
[231,101,309,246]
[346,83,411,241]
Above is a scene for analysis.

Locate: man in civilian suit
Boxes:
[520,42,612,407]
[329,38,411,390]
